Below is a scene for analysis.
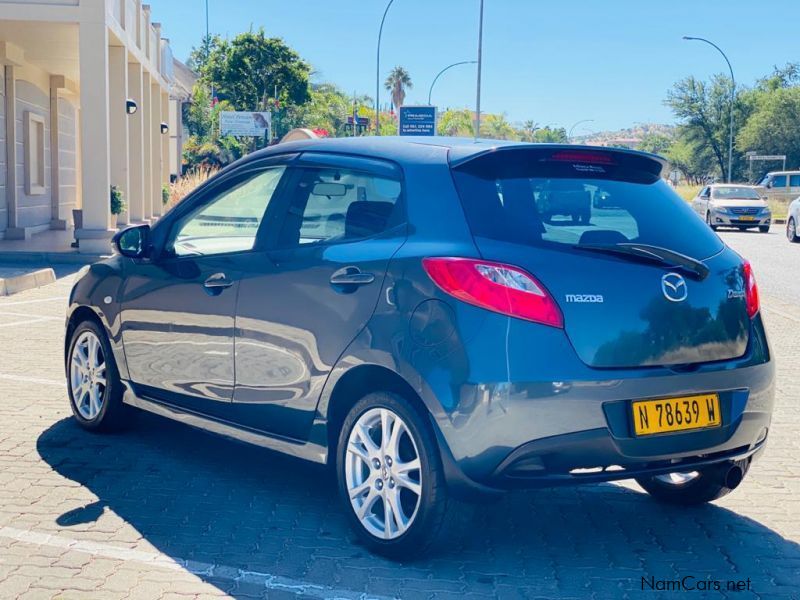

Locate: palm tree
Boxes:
[521,120,540,142]
[481,114,516,140]
[384,66,413,113]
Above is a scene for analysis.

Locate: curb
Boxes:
[0,268,57,296]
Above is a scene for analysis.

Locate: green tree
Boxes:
[666,74,751,181]
[639,132,674,155]
[518,120,540,142]
[531,126,568,143]
[738,86,800,176]
[664,134,715,185]
[203,29,311,114]
[480,113,516,140]
[437,108,474,137]
[384,66,412,110]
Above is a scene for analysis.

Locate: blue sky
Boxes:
[149,0,798,133]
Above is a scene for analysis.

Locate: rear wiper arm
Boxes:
[573,243,709,280]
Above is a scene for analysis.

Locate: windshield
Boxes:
[712,186,760,200]
[452,149,724,260]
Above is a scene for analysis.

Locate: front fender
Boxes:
[66,257,128,379]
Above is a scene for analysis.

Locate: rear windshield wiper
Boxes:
[572,243,710,280]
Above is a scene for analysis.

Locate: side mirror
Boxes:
[113,224,151,258]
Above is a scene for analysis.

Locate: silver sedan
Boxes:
[692,184,771,233]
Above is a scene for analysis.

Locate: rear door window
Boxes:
[451,148,724,260]
[772,175,787,188]
[789,175,800,187]
[276,166,404,248]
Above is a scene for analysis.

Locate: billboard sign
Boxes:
[220,111,272,138]
[398,105,437,136]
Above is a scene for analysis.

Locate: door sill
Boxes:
[122,385,327,465]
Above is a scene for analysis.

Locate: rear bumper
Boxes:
[426,313,775,497]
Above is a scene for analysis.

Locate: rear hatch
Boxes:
[451,146,751,368]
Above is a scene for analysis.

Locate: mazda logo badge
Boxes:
[662,272,688,302]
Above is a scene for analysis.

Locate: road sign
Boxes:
[220,111,272,137]
[398,105,437,136]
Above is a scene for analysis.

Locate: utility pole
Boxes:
[376,0,395,136]
[474,0,484,141]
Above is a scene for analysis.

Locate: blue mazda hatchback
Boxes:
[65,138,774,558]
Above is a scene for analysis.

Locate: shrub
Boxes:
[167,167,219,209]
[110,185,126,215]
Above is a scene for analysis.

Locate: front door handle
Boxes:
[204,272,234,291]
[330,266,375,287]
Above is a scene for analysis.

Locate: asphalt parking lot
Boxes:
[0,229,798,599]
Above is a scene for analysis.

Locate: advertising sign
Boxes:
[398,105,437,136]
[220,111,272,138]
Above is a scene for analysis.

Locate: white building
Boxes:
[0,0,180,253]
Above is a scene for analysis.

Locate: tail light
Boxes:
[743,260,760,318]
[422,257,564,328]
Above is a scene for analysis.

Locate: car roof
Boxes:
[766,170,800,175]
[709,183,757,188]
[247,136,666,169]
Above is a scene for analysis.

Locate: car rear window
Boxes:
[451,148,724,260]
[712,186,760,200]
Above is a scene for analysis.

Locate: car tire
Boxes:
[336,391,462,560]
[759,225,770,233]
[787,217,799,243]
[635,459,750,506]
[66,319,130,432]
[705,212,718,231]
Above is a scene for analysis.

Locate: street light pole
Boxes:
[683,36,735,183]
[375,0,395,136]
[427,61,477,105]
[568,119,594,140]
[474,0,484,141]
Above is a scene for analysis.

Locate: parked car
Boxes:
[787,195,800,243]
[692,184,771,232]
[754,170,800,205]
[65,138,774,559]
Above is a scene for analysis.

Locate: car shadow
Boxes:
[37,414,799,598]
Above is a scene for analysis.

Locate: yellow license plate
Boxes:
[739,216,756,221]
[632,394,721,436]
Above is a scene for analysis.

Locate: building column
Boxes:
[127,61,145,223]
[150,81,162,218]
[49,76,67,229]
[75,20,112,253]
[160,90,169,199]
[108,45,129,227]
[141,72,152,220]
[3,65,19,236]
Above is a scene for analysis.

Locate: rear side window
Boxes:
[451,148,724,260]
[276,167,404,248]
[790,175,800,187]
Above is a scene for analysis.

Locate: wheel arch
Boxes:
[65,306,105,358]
[323,364,427,466]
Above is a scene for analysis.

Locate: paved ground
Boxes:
[0,230,798,599]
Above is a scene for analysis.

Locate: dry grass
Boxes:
[674,184,701,202]
[167,167,219,210]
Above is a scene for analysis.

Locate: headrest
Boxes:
[345,201,395,239]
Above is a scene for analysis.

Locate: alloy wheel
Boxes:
[345,407,422,540]
[788,218,797,242]
[69,331,107,421]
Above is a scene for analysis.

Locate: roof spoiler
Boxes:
[449,144,667,179]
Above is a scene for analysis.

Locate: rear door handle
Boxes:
[204,272,234,290]
[330,266,375,287]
